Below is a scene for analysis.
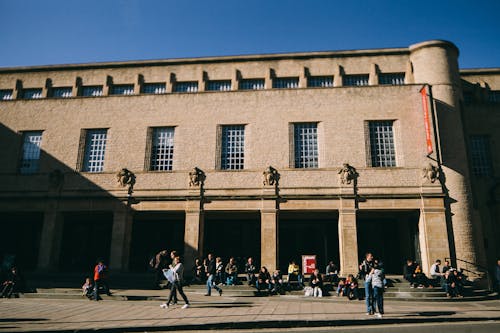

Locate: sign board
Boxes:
[420,86,434,155]
[302,255,317,274]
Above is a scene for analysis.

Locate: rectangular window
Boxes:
[308,76,334,88]
[379,73,405,85]
[293,123,319,168]
[173,81,198,93]
[343,74,369,86]
[239,79,265,90]
[110,84,134,95]
[81,86,103,97]
[0,89,13,100]
[221,125,245,170]
[22,88,43,99]
[470,135,492,176]
[150,127,175,171]
[82,129,108,172]
[368,121,396,167]
[273,77,299,89]
[206,80,231,91]
[488,91,500,103]
[51,87,73,98]
[19,131,43,174]
[142,83,166,94]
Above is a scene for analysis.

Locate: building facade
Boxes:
[0,40,498,278]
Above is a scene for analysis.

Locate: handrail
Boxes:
[445,257,493,291]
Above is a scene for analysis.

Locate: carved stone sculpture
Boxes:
[189,167,206,187]
[422,163,439,183]
[263,166,280,186]
[116,168,136,195]
[48,169,64,191]
[338,163,359,185]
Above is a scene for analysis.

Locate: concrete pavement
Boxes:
[1,292,499,332]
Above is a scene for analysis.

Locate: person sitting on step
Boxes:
[225,257,238,286]
[256,266,272,292]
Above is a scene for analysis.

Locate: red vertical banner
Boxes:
[420,87,434,155]
[302,255,317,274]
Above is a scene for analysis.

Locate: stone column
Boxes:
[183,207,204,274]
[418,197,450,275]
[338,203,358,276]
[109,203,133,271]
[37,207,64,271]
[369,63,379,86]
[261,207,278,272]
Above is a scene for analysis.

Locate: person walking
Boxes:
[205,253,223,296]
[359,253,375,315]
[160,256,190,309]
[366,264,385,318]
[92,259,111,301]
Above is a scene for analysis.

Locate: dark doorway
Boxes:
[279,211,339,274]
[204,212,260,269]
[59,212,113,272]
[129,211,185,272]
[357,210,420,274]
[0,212,43,271]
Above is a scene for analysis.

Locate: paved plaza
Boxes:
[1,291,499,332]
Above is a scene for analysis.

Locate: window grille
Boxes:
[82,129,107,172]
[51,87,73,98]
[470,135,492,176]
[369,121,396,167]
[143,83,166,94]
[0,89,13,100]
[308,76,334,88]
[22,88,43,99]
[206,80,231,91]
[379,73,405,85]
[110,84,134,95]
[20,131,43,174]
[150,127,175,171]
[173,81,198,93]
[343,74,369,86]
[294,123,318,168]
[273,77,299,89]
[81,86,103,97]
[239,79,265,90]
[221,125,245,170]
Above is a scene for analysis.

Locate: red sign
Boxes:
[302,255,317,274]
[420,87,434,155]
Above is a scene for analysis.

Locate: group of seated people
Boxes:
[192,256,340,296]
[405,259,465,298]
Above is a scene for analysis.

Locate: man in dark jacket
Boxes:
[205,253,222,296]
[403,259,418,288]
[245,257,257,286]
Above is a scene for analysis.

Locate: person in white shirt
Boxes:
[160,256,190,309]
[430,259,442,280]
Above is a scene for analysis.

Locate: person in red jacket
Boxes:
[93,259,111,301]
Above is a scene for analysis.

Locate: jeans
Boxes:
[93,279,110,301]
[167,281,189,305]
[256,280,272,292]
[373,286,384,314]
[206,274,221,295]
[364,280,373,313]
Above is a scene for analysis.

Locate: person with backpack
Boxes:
[366,264,385,318]
[93,259,111,301]
[160,256,190,309]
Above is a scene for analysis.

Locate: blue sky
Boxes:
[0,0,499,69]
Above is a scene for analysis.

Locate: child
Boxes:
[346,274,359,300]
[82,277,93,300]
